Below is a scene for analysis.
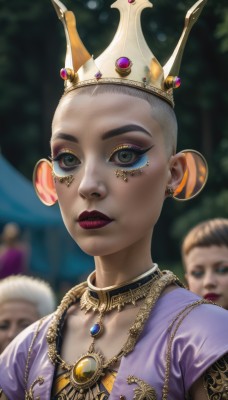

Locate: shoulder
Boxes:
[163,288,228,390]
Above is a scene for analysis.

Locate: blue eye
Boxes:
[109,145,152,168]
[216,266,228,275]
[191,270,204,279]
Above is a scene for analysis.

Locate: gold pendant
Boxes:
[70,352,105,390]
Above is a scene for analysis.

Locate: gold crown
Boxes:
[51,0,206,107]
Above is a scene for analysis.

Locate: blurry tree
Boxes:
[0,0,227,269]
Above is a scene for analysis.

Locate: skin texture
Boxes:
[51,91,185,287]
[0,300,39,354]
[184,245,228,309]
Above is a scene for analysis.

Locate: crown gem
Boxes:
[95,71,102,80]
[115,57,132,76]
[60,68,68,80]
[174,76,181,88]
[116,57,131,69]
[52,0,207,108]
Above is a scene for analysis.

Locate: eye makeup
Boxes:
[109,144,152,182]
[51,148,80,177]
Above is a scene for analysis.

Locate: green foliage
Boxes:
[0,0,227,268]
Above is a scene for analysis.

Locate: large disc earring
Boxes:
[173,150,208,201]
[33,159,58,206]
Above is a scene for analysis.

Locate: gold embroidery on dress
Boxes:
[24,318,46,398]
[25,377,44,400]
[127,375,157,400]
[47,273,182,400]
[162,298,207,400]
[203,354,228,400]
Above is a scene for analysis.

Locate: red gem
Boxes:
[128,0,135,3]
[116,57,131,69]
[60,68,68,80]
[174,76,181,88]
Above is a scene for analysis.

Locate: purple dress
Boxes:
[0,287,227,399]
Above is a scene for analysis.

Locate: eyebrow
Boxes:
[102,124,152,140]
[51,133,78,143]
[51,124,151,143]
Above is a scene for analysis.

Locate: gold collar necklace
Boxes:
[47,269,181,400]
[81,263,160,313]
[80,264,161,339]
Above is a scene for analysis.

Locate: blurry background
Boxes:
[0,0,227,286]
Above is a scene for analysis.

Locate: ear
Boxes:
[33,159,58,206]
[167,151,187,190]
[173,150,208,201]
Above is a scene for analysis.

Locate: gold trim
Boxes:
[203,354,228,400]
[81,266,161,313]
[24,318,45,392]
[127,376,157,400]
[25,377,44,400]
[47,271,182,398]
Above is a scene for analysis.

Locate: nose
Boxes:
[203,270,216,289]
[78,158,107,200]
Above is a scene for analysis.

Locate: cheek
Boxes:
[187,276,202,293]
[219,276,228,290]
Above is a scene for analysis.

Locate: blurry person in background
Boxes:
[0,275,56,353]
[182,218,228,309]
[0,222,30,279]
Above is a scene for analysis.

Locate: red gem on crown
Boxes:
[115,57,132,76]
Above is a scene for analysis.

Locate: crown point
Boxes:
[115,57,132,76]
[164,75,181,90]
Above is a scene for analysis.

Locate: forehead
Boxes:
[0,300,37,317]
[52,91,164,139]
[186,245,228,267]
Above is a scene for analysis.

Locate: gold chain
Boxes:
[47,271,181,371]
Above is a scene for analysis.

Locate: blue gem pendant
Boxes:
[90,312,104,338]
[90,322,103,337]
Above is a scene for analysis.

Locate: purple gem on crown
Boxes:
[116,57,131,69]
[128,0,135,3]
[95,71,102,80]
[60,68,68,80]
[174,76,181,88]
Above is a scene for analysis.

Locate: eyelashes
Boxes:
[108,144,153,169]
[50,144,153,178]
[50,149,80,177]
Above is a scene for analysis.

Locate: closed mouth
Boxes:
[78,210,113,229]
[204,293,220,301]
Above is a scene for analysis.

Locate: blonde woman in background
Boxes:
[0,275,56,354]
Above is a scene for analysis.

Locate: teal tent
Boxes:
[0,155,93,285]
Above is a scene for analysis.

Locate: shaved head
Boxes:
[56,84,177,157]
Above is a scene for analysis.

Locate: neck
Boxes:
[93,236,153,288]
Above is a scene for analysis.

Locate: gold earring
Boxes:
[165,186,174,197]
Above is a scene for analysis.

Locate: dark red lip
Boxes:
[78,210,113,230]
[204,293,220,302]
